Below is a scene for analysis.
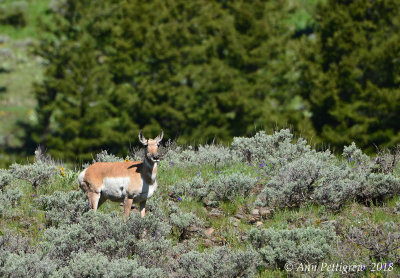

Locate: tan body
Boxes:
[78,131,163,218]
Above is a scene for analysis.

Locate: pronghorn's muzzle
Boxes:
[149,153,160,162]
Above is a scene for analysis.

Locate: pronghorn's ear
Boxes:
[138,131,148,145]
[155,130,164,143]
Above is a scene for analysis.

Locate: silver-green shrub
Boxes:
[171,173,256,206]
[373,145,400,174]
[164,144,240,168]
[174,246,259,278]
[232,129,310,167]
[342,143,400,204]
[0,188,22,218]
[342,142,373,169]
[170,211,202,230]
[356,173,400,203]
[54,251,163,278]
[206,173,257,203]
[34,191,89,226]
[92,150,124,163]
[312,164,356,210]
[83,150,135,168]
[169,202,204,240]
[0,251,57,278]
[0,229,33,254]
[256,151,328,208]
[42,210,171,268]
[395,201,400,215]
[8,148,59,188]
[0,169,13,190]
[345,220,400,262]
[251,133,400,210]
[248,227,335,270]
[170,176,208,200]
[255,148,356,210]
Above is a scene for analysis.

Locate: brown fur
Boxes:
[79,132,163,219]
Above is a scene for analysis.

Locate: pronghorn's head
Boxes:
[139,130,163,163]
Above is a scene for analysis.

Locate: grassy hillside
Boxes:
[1,130,399,277]
[0,0,50,164]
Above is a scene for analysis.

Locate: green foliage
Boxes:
[299,0,400,150]
[29,1,123,161]
[29,0,314,160]
[0,0,51,39]
[248,227,335,270]
[3,0,400,162]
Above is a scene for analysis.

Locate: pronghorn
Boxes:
[78,131,163,218]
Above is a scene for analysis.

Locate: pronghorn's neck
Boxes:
[142,156,157,184]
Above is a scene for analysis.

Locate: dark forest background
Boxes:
[1,0,400,161]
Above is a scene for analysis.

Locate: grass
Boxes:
[0,0,51,40]
[0,0,50,166]
[0,44,41,146]
[178,198,208,220]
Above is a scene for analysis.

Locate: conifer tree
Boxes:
[299,0,400,150]
[32,1,126,160]
[31,0,314,160]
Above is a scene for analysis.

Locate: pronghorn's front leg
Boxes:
[139,200,147,218]
[139,200,148,238]
[124,197,133,220]
[88,191,101,211]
